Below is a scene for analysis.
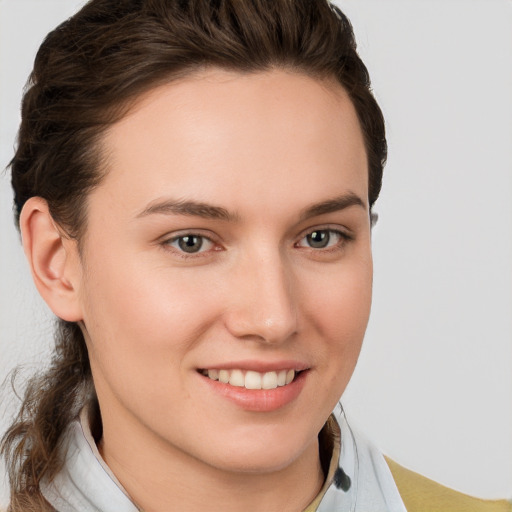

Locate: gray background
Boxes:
[1,0,511,505]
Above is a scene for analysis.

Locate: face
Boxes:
[76,69,372,474]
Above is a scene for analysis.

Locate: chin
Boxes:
[201,431,317,475]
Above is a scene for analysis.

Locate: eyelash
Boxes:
[160,227,353,259]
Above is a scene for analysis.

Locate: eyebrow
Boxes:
[299,192,366,221]
[136,199,237,221]
[136,192,366,222]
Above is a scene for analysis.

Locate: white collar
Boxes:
[316,404,407,512]
[41,404,407,512]
[41,407,139,512]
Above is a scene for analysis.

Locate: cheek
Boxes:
[309,254,372,328]
[305,256,372,377]
[78,250,221,384]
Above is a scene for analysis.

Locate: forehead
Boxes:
[96,69,368,218]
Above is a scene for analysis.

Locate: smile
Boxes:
[200,368,297,390]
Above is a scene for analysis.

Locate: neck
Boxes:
[98,411,324,512]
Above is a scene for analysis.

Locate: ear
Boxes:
[20,197,83,322]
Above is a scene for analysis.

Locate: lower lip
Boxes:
[199,371,308,412]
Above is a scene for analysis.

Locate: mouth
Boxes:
[198,368,303,390]
[197,365,309,411]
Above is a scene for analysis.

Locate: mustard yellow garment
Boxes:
[386,457,512,512]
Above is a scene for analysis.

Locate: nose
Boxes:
[223,251,298,344]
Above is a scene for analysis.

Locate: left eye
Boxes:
[166,234,214,254]
[297,229,344,249]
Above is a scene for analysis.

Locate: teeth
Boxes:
[245,371,262,390]
[262,371,278,389]
[229,369,245,387]
[208,369,219,380]
[202,368,298,389]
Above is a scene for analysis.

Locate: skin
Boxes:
[22,69,372,512]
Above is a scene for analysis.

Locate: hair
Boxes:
[2,0,386,509]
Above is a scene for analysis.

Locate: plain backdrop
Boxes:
[1,0,511,506]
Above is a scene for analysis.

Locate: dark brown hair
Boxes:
[2,0,386,509]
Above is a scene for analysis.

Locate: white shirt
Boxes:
[41,403,407,512]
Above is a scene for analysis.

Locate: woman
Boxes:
[1,1,510,511]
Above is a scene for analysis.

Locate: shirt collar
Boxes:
[41,403,406,512]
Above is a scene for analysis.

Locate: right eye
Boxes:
[164,234,215,254]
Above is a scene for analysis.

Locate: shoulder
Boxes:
[385,456,512,512]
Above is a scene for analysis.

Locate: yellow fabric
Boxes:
[386,457,512,512]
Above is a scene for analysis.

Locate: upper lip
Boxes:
[197,360,310,373]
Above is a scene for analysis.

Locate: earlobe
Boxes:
[20,197,84,322]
